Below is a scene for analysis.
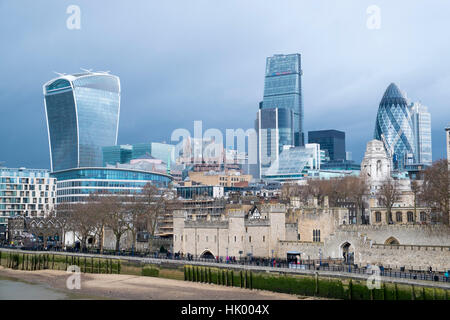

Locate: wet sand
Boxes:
[0,266,320,300]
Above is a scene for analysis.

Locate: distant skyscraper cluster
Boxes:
[374,83,432,169]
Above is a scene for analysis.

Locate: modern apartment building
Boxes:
[0,167,56,227]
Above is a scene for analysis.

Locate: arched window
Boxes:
[375,212,381,222]
[420,212,426,222]
[385,237,400,245]
[407,212,414,222]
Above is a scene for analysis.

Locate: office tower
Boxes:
[374,83,433,169]
[257,53,304,178]
[102,145,133,166]
[410,102,432,166]
[308,130,346,161]
[103,142,174,166]
[44,71,121,172]
[374,83,416,169]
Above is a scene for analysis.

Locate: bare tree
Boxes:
[377,178,400,224]
[140,183,172,252]
[420,159,449,225]
[87,191,113,254]
[66,202,97,251]
[410,179,421,221]
[122,192,147,254]
[346,176,368,224]
[104,193,129,252]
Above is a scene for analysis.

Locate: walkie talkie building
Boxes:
[43,72,121,172]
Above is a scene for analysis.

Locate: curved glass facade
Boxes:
[374,83,416,169]
[52,168,172,203]
[44,73,120,172]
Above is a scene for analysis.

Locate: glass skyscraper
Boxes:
[308,129,346,161]
[410,102,432,166]
[44,72,121,172]
[374,83,432,169]
[257,54,304,178]
[262,54,304,146]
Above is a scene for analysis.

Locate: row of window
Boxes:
[374,211,426,223]
[175,234,267,243]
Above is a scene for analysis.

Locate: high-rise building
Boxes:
[257,53,304,178]
[44,71,121,172]
[374,83,432,169]
[308,130,346,161]
[0,168,56,227]
[102,142,174,166]
[410,102,432,166]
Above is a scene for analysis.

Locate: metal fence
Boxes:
[2,245,449,283]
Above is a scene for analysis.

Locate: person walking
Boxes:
[445,270,449,283]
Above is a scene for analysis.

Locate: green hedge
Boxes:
[142,266,159,277]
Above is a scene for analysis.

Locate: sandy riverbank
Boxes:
[0,266,322,300]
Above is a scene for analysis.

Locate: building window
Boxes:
[263,236,265,242]
[375,212,381,222]
[181,235,183,242]
[297,234,300,240]
[407,212,414,222]
[420,212,426,222]
[214,235,217,243]
[249,236,252,243]
[396,212,402,222]
[206,236,208,242]
[234,236,236,242]
[313,229,321,242]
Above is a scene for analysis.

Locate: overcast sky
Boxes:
[0,0,449,169]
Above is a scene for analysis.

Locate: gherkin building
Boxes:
[374,83,416,169]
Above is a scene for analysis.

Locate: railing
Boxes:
[1,245,449,283]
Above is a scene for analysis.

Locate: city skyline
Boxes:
[1,1,449,170]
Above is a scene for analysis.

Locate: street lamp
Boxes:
[318,248,322,267]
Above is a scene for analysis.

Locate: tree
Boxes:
[410,180,421,221]
[420,159,449,225]
[122,192,147,254]
[140,183,173,252]
[88,191,112,254]
[377,178,400,224]
[104,193,129,252]
[66,202,97,251]
[346,176,369,224]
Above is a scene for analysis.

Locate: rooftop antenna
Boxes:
[80,68,93,73]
